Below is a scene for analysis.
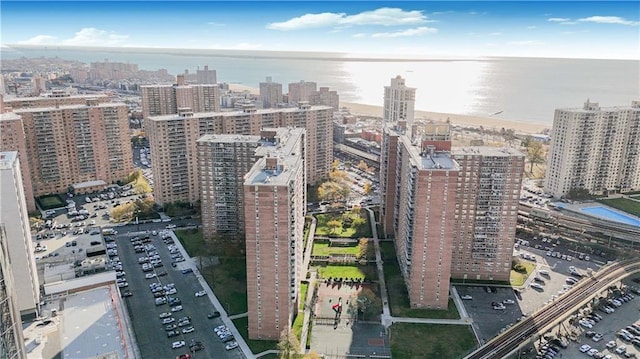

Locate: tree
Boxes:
[304,352,322,359]
[277,329,300,359]
[357,160,369,172]
[327,219,342,235]
[521,135,533,148]
[526,141,546,173]
[358,238,374,260]
[328,170,349,183]
[332,159,340,171]
[363,182,372,195]
[357,287,382,321]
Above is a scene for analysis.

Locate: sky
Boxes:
[1,1,639,59]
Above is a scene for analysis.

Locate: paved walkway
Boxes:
[169,230,254,359]
[299,271,317,352]
[365,208,393,328]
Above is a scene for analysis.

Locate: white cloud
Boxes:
[18,35,58,45]
[267,7,429,31]
[352,33,367,38]
[507,40,544,46]
[371,26,437,38]
[548,17,571,22]
[60,28,128,46]
[577,16,639,26]
[207,22,226,26]
[489,32,502,36]
[559,21,578,25]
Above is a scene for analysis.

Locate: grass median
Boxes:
[232,316,278,354]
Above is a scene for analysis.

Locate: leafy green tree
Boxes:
[357,288,382,320]
[327,219,342,235]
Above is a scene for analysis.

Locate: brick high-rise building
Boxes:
[259,77,283,108]
[0,224,27,359]
[381,119,524,308]
[451,147,525,282]
[0,112,35,211]
[244,131,306,340]
[0,152,40,321]
[196,65,217,84]
[2,91,110,111]
[141,79,220,118]
[1,100,133,198]
[146,104,331,205]
[198,128,307,238]
[545,100,640,198]
[310,86,339,111]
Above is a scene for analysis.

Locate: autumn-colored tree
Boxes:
[526,141,546,173]
[328,170,349,183]
[357,160,369,172]
[304,352,322,359]
[358,238,374,260]
[327,219,342,235]
[277,329,300,359]
[357,287,382,320]
[363,182,372,195]
[332,159,340,171]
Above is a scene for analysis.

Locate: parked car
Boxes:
[172,340,186,349]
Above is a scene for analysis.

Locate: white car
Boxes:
[182,326,195,334]
[606,340,616,349]
[195,290,207,297]
[159,312,172,319]
[225,341,239,350]
[587,348,599,357]
[171,340,185,349]
[615,346,626,354]
[530,283,544,290]
[579,344,591,353]
[162,317,175,324]
[171,305,183,312]
[145,273,157,279]
[503,299,515,305]
[578,319,592,329]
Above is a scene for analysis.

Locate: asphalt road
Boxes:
[115,231,239,359]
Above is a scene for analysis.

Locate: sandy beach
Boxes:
[227,83,548,135]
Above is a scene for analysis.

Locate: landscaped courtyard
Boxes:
[314,209,372,238]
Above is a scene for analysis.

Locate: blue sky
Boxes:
[1,1,638,59]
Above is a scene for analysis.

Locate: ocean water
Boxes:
[3,46,639,126]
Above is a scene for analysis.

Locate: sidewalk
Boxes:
[299,271,317,352]
[169,230,254,359]
[366,208,392,328]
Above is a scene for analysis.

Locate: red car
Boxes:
[175,354,190,359]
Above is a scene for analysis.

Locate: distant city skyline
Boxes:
[1,1,638,60]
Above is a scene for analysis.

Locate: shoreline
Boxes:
[227,83,548,135]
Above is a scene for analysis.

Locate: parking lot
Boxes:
[457,245,602,344]
[113,230,243,359]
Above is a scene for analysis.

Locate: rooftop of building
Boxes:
[0,151,18,169]
[12,102,126,113]
[452,146,525,158]
[146,104,333,122]
[0,112,23,122]
[556,99,640,113]
[399,136,458,171]
[244,154,302,187]
[197,133,261,144]
[255,127,305,158]
[2,93,108,102]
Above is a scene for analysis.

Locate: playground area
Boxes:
[310,280,391,358]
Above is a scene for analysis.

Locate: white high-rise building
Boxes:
[545,100,640,198]
[0,152,40,320]
[383,75,416,126]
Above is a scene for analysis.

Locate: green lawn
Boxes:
[174,229,205,255]
[599,198,640,218]
[292,312,304,342]
[312,242,359,256]
[316,265,377,281]
[176,229,248,315]
[379,242,459,319]
[232,316,278,354]
[314,211,372,238]
[390,323,478,359]
[299,282,309,310]
[510,261,536,287]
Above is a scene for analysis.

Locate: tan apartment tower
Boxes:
[244,131,306,340]
[288,81,317,104]
[2,92,110,111]
[0,152,40,320]
[545,100,640,198]
[0,225,28,359]
[146,104,331,205]
[6,101,133,197]
[141,80,220,118]
[0,112,35,211]
[259,77,283,108]
[383,75,416,126]
[451,147,525,281]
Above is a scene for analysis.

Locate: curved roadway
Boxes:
[465,258,640,359]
